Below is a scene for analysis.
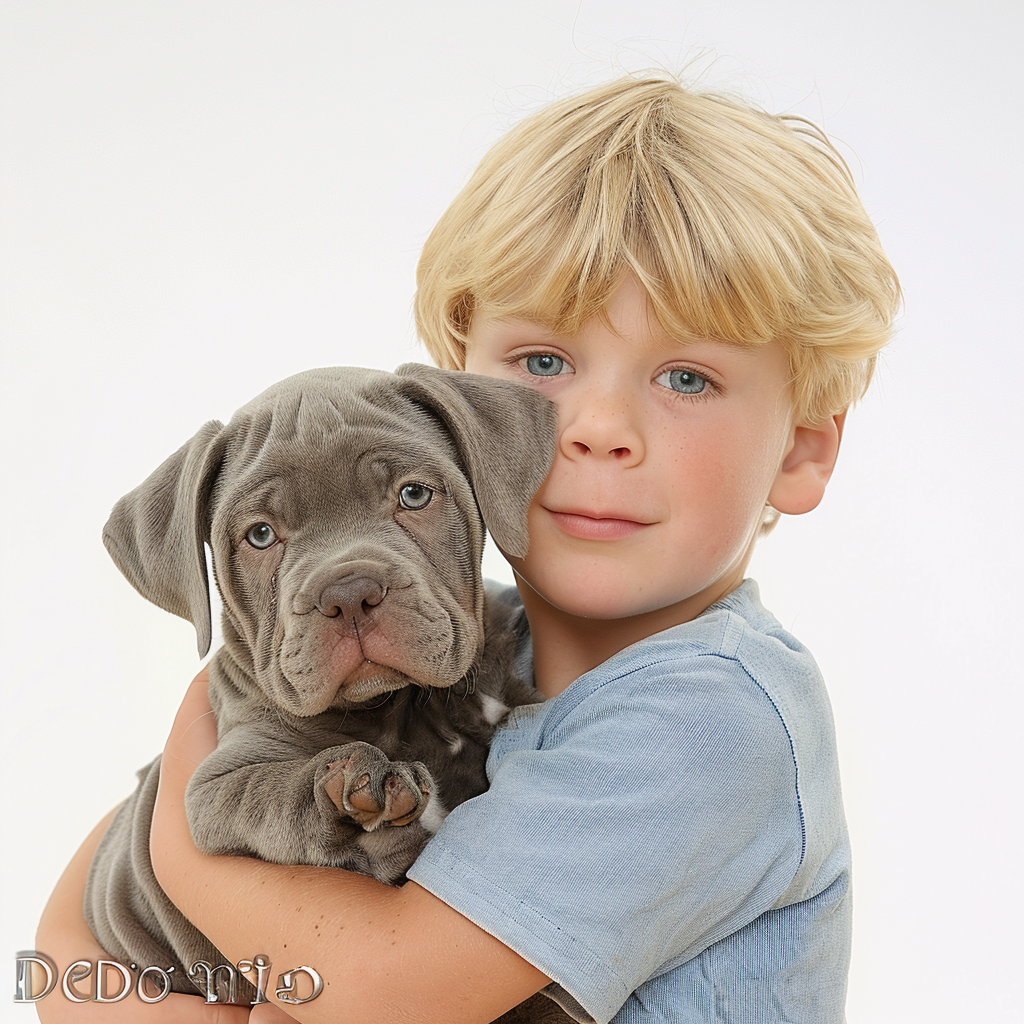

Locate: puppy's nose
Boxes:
[317,577,387,619]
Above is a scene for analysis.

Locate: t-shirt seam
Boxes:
[695,646,809,869]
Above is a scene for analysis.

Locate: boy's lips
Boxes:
[543,506,652,541]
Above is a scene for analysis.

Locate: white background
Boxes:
[2,2,1021,1021]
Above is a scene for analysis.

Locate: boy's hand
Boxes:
[159,664,218,801]
[150,664,219,866]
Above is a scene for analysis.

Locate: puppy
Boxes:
[84,363,562,1010]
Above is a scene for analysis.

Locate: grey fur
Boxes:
[84,364,571,1017]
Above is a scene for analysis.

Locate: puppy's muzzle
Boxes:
[317,577,387,621]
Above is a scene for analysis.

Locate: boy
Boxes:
[37,74,899,1022]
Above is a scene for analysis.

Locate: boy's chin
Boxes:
[515,569,687,622]
[512,560,747,627]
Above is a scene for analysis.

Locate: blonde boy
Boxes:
[38,75,899,1023]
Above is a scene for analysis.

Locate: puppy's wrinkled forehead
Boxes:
[216,367,459,504]
[235,370,454,457]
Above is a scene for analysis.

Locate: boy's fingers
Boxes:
[151,665,217,869]
[248,1002,299,1022]
[156,995,252,1023]
[164,665,217,778]
[195,1001,255,1024]
[34,990,251,1023]
[134,993,252,1023]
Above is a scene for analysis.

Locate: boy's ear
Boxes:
[767,411,846,515]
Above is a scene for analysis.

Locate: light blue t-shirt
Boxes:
[407,580,851,1023]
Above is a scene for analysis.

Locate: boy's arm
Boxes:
[150,669,552,1024]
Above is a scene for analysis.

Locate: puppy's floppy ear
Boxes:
[394,363,556,558]
[103,420,226,657]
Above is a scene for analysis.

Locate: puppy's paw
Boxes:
[317,742,432,831]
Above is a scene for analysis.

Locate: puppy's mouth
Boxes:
[278,620,446,714]
[320,627,410,703]
[278,648,412,714]
[333,659,414,704]
[272,583,475,716]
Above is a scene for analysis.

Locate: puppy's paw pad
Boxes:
[318,748,432,831]
[319,762,351,815]
[383,775,431,826]
[346,774,380,815]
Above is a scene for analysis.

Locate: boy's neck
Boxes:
[517,568,747,699]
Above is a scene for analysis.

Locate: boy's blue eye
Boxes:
[523,353,566,377]
[660,369,708,395]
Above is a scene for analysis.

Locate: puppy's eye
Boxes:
[398,483,433,510]
[245,523,278,549]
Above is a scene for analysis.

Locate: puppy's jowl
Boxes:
[84,364,561,1011]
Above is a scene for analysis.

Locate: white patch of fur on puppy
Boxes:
[418,796,449,835]
[479,693,509,726]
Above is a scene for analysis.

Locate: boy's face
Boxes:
[464,275,805,630]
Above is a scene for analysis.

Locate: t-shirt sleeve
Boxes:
[406,652,806,1024]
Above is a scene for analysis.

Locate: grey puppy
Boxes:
[84,363,572,1019]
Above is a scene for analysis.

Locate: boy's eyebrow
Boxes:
[486,313,774,357]
[481,316,563,341]
[487,313,552,329]
[479,298,774,354]
[682,344,787,375]
[678,336,767,354]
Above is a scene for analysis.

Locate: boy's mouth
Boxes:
[544,507,651,541]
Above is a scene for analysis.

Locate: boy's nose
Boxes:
[558,395,645,466]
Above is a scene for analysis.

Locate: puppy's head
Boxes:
[103,364,555,715]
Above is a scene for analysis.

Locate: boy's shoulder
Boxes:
[637,579,836,742]
[623,577,818,680]
[488,577,831,734]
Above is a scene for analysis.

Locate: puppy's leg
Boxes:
[317,741,433,832]
[185,729,440,883]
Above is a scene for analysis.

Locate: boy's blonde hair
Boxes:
[415,74,900,425]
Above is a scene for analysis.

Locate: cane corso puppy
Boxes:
[84,364,568,1016]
